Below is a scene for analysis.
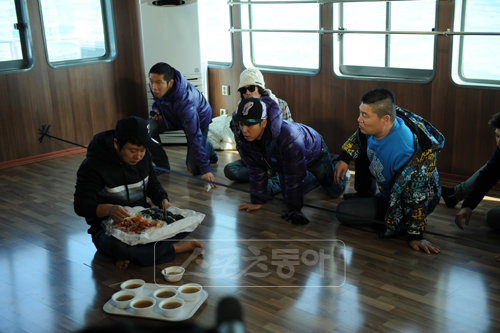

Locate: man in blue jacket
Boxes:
[235,97,348,225]
[148,62,218,188]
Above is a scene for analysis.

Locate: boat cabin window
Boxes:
[39,0,116,68]
[332,0,437,83]
[0,0,32,74]
[451,0,500,88]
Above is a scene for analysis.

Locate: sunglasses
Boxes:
[238,85,257,94]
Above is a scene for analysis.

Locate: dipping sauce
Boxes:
[125,283,143,289]
[133,300,153,308]
[181,287,200,294]
[162,301,182,309]
[156,290,176,298]
[116,295,134,302]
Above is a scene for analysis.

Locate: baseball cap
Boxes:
[233,98,267,125]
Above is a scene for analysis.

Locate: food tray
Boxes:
[103,282,208,322]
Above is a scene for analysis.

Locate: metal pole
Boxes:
[230,27,500,37]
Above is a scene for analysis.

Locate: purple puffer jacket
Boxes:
[237,96,323,211]
[152,69,212,175]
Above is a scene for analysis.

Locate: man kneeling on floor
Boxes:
[74,116,202,269]
[235,97,349,225]
[334,88,444,254]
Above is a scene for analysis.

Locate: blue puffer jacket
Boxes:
[152,69,212,174]
[237,96,323,211]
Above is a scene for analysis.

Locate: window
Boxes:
[199,0,232,66]
[39,0,115,67]
[451,0,500,88]
[333,0,437,82]
[240,0,320,73]
[0,0,32,73]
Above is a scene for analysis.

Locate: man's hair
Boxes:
[149,62,175,82]
[239,86,268,99]
[488,112,500,129]
[361,88,396,122]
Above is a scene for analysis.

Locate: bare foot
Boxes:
[173,240,204,254]
[116,259,130,271]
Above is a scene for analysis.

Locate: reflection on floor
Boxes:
[0,146,499,332]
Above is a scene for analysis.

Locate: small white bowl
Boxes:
[120,279,145,294]
[153,287,177,301]
[130,297,156,315]
[158,297,185,318]
[178,283,203,302]
[111,290,136,309]
[162,266,185,282]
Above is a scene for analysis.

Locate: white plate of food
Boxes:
[102,206,205,245]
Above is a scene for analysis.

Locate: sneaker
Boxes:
[209,156,218,168]
[210,153,218,164]
[441,186,458,208]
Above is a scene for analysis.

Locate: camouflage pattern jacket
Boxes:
[339,107,445,236]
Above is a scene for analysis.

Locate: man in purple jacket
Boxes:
[148,62,218,188]
[235,97,349,225]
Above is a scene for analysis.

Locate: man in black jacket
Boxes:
[74,116,202,269]
[443,113,500,227]
[442,112,500,261]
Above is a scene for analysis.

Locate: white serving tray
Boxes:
[103,282,208,322]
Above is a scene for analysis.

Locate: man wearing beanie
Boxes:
[235,97,349,225]
[148,62,218,189]
[225,68,319,195]
[74,116,203,269]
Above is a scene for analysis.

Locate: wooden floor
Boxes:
[1,145,500,333]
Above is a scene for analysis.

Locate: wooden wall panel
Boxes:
[208,0,500,178]
[2,0,499,179]
[0,0,148,163]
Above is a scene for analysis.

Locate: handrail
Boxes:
[230,27,500,37]
[229,0,420,4]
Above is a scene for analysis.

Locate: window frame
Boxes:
[0,0,33,74]
[240,1,322,75]
[450,0,500,89]
[38,0,116,69]
[333,0,438,83]
[204,0,233,68]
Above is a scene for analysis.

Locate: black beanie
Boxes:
[114,116,150,146]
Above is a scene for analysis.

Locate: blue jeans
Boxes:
[224,159,320,195]
[186,126,217,176]
[453,163,485,201]
[149,118,217,175]
[306,140,350,199]
[453,163,500,230]
[91,227,188,266]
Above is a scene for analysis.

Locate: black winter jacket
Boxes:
[74,130,168,233]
